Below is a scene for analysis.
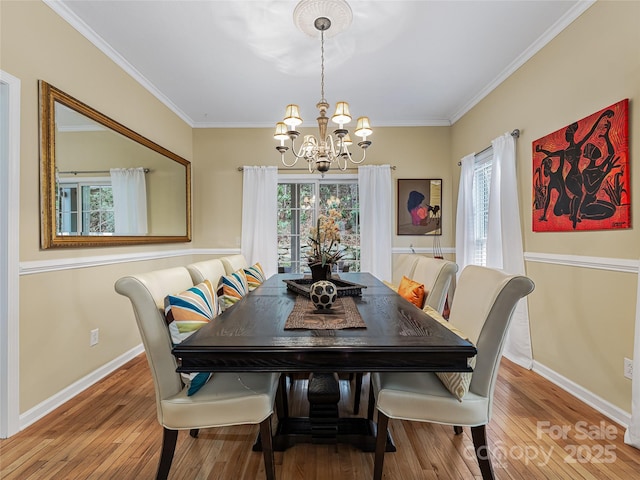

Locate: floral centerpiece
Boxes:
[307,208,344,281]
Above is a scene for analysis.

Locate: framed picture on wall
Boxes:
[397,179,442,235]
[532,99,630,232]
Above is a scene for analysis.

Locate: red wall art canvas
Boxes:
[532,99,630,232]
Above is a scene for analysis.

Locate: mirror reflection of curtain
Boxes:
[358,165,393,282]
[110,168,148,235]
[241,166,278,277]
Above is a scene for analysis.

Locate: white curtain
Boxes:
[485,133,533,369]
[455,153,476,275]
[358,165,392,282]
[241,166,278,278]
[110,168,147,235]
[624,267,640,449]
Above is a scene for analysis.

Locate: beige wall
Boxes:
[451,1,640,412]
[192,126,453,250]
[1,1,194,412]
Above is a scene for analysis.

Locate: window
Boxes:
[56,178,114,235]
[277,178,360,274]
[472,149,493,266]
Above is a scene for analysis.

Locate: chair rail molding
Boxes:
[19,248,241,275]
[525,252,639,274]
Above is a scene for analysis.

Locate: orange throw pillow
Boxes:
[397,276,426,308]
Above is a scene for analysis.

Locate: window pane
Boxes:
[278,179,360,273]
[473,153,492,266]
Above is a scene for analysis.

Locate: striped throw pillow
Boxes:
[423,305,476,402]
[244,263,266,291]
[164,280,220,395]
[221,269,249,310]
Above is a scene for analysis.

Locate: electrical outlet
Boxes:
[90,328,99,347]
[624,357,633,380]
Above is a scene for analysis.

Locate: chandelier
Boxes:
[274,0,372,174]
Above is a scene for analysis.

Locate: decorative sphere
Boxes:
[310,281,338,310]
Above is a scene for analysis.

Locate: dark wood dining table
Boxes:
[173,272,476,452]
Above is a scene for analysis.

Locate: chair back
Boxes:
[115,267,195,423]
[187,258,227,290]
[220,254,249,274]
[412,256,457,314]
[391,254,420,285]
[448,265,534,400]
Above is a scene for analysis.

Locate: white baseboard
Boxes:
[532,361,631,428]
[19,344,144,431]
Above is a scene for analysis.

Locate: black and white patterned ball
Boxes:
[310,281,338,310]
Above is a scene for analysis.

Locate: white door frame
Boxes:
[0,70,21,438]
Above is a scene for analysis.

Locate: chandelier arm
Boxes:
[350,148,367,164]
[334,144,350,170]
[289,137,312,161]
[325,135,338,159]
[281,151,299,167]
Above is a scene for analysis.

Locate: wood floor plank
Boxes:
[1,355,639,479]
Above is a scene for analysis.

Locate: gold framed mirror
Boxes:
[39,81,191,248]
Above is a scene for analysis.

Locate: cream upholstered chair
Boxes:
[186,258,227,290]
[369,265,534,480]
[352,256,458,414]
[115,267,279,480]
[220,254,249,274]
[391,253,421,285]
[412,256,457,314]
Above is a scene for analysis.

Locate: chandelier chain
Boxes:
[320,29,326,103]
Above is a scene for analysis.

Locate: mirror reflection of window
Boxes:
[56,177,114,235]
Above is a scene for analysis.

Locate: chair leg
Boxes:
[453,425,463,435]
[190,428,199,438]
[471,425,495,480]
[367,380,375,420]
[373,411,389,480]
[259,416,276,480]
[156,428,178,480]
[353,372,363,415]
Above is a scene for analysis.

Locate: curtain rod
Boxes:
[457,129,520,166]
[237,165,396,172]
[58,168,151,175]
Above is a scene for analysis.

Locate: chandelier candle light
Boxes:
[274,0,372,175]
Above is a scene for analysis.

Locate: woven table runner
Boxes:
[284,295,366,330]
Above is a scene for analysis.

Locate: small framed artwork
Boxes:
[397,179,442,235]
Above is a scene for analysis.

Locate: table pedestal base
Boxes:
[254,372,395,453]
[261,417,396,453]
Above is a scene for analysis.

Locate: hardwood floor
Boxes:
[1,356,639,479]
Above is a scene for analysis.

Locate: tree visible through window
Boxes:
[57,180,114,235]
[277,179,360,273]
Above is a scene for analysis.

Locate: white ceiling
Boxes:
[47,0,593,129]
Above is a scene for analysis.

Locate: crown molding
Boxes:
[43,0,195,127]
[449,0,596,124]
